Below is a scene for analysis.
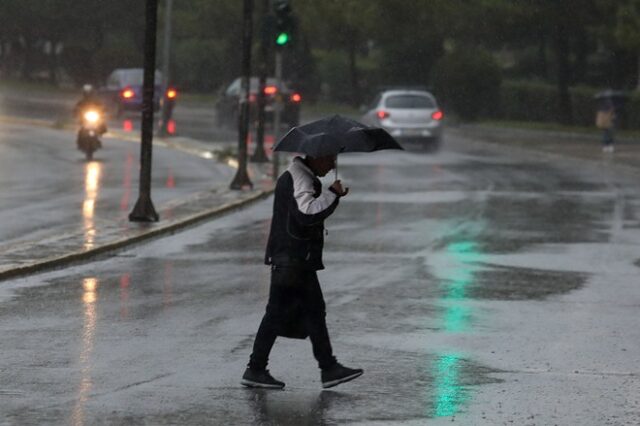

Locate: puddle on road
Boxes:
[470,265,586,301]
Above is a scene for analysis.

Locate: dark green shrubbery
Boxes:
[431,48,502,121]
[173,39,231,92]
[498,81,599,126]
[497,81,640,129]
[497,81,558,122]
[623,92,640,129]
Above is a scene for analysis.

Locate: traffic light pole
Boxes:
[129,0,159,222]
[230,0,254,190]
[159,0,173,136]
[251,0,270,163]
[272,50,283,180]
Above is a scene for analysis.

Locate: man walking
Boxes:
[242,154,363,389]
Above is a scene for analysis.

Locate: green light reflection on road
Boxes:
[447,241,483,263]
[443,304,472,333]
[428,240,481,417]
[432,353,468,418]
[440,240,483,332]
[445,267,473,300]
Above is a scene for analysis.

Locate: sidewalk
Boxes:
[451,123,640,176]
[0,121,276,282]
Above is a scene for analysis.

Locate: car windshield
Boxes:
[118,70,163,86]
[249,78,290,92]
[385,95,435,109]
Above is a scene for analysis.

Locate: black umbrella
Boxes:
[273,114,403,158]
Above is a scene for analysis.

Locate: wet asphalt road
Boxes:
[0,93,236,143]
[2,135,640,425]
[0,122,234,250]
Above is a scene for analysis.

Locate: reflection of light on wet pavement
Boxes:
[442,305,472,332]
[438,240,483,333]
[432,353,468,417]
[83,162,102,250]
[71,277,99,426]
[445,267,473,300]
[120,151,134,212]
[166,167,175,188]
[247,133,276,153]
[167,119,176,135]
[425,239,483,418]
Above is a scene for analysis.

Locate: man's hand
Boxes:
[330,180,349,197]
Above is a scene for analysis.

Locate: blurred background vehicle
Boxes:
[215,77,302,129]
[100,68,178,117]
[361,89,444,150]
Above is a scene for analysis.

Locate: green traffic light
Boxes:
[276,32,290,45]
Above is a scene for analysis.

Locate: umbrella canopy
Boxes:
[594,89,628,99]
[273,114,403,157]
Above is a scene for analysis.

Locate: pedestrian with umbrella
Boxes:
[241,115,403,390]
[595,89,628,153]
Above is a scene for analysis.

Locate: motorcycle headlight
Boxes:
[84,110,100,124]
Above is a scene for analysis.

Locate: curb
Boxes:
[0,113,275,282]
[0,187,273,282]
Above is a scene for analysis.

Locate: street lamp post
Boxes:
[272,49,282,180]
[129,0,159,222]
[230,0,254,190]
[251,0,271,163]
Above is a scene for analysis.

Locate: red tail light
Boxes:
[166,88,177,99]
[377,110,390,120]
[431,110,444,121]
[121,87,135,99]
[291,93,302,103]
[264,85,278,95]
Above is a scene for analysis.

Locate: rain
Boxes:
[2,1,640,425]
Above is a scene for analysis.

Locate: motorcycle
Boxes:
[77,108,106,161]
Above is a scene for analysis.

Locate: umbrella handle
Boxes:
[335,157,338,180]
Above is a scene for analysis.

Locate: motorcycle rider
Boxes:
[73,84,107,157]
[74,84,107,134]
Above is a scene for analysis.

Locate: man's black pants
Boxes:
[248,267,337,371]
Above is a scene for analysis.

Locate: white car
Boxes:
[361,89,444,150]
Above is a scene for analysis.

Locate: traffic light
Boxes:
[273,0,293,47]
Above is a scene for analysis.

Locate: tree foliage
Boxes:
[1,0,639,123]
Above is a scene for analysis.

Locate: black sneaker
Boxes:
[321,363,363,389]
[241,368,285,389]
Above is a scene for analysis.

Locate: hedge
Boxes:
[431,48,502,121]
[496,81,639,129]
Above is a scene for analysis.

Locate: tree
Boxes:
[171,0,242,91]
[615,0,640,89]
[374,0,450,89]
[296,0,377,106]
